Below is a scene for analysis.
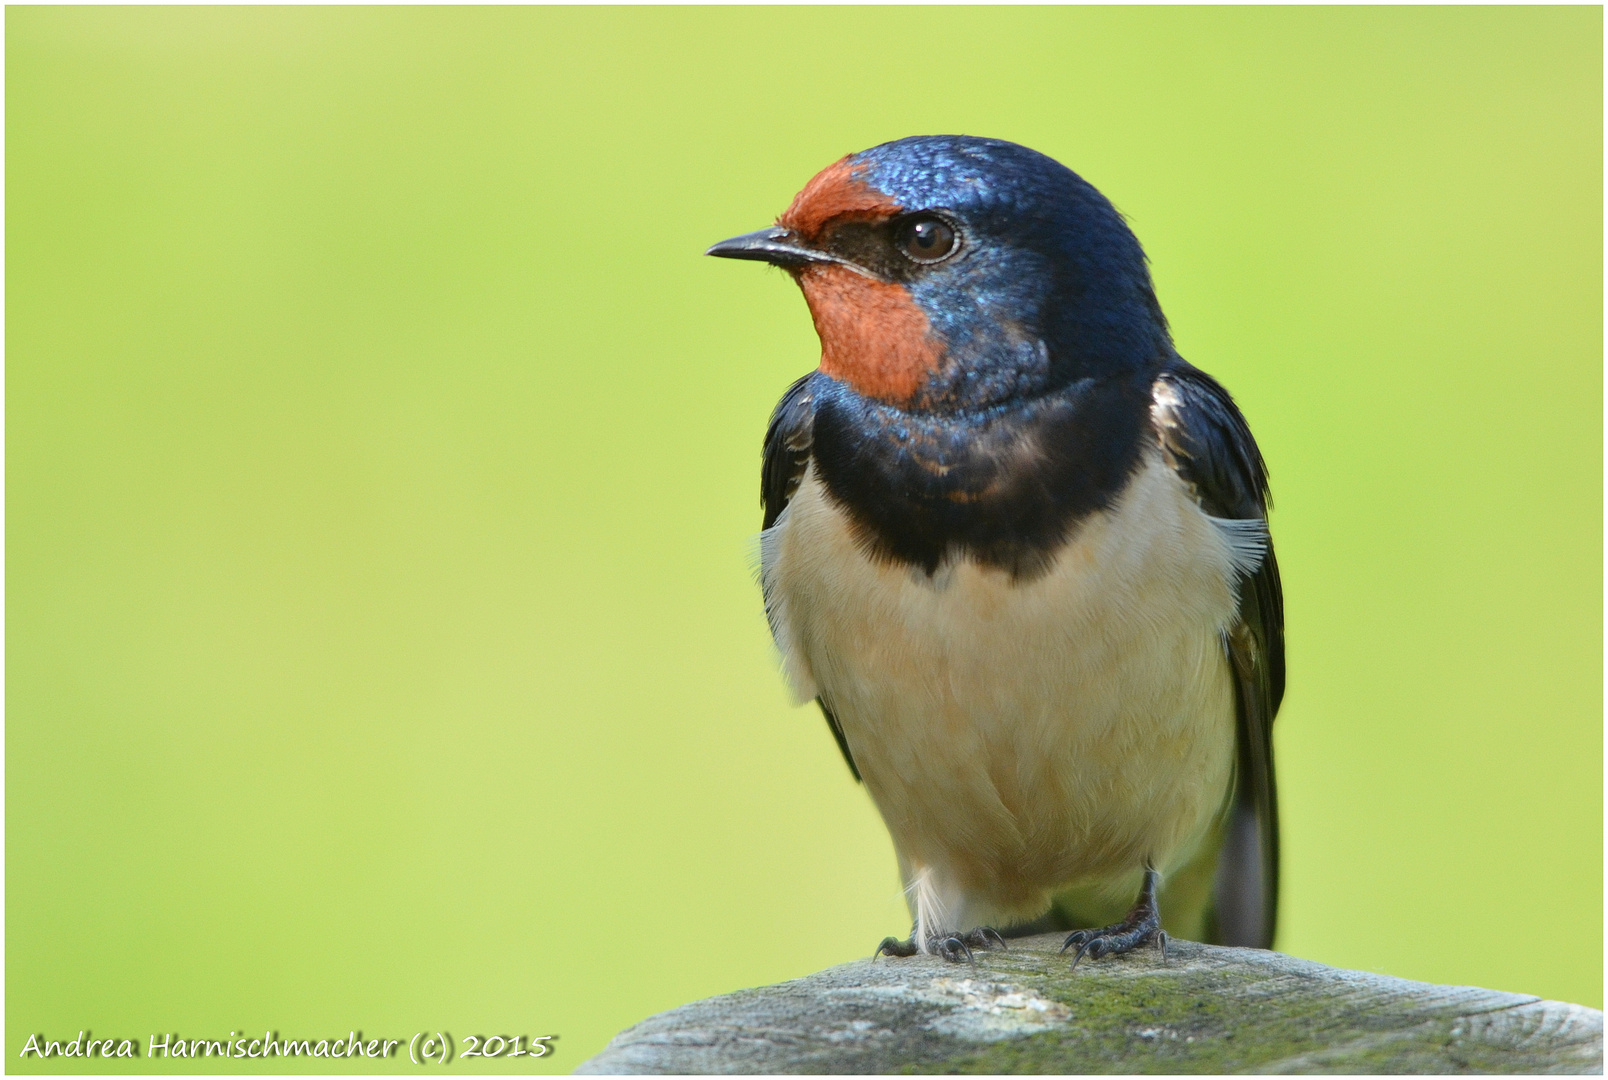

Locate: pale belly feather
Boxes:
[761,451,1245,936]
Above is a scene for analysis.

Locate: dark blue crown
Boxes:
[852,135,1169,400]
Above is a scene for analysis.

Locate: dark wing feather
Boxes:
[761,375,815,529]
[1152,364,1284,948]
[761,375,861,782]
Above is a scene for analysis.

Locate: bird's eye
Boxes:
[896,216,958,264]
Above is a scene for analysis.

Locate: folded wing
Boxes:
[761,375,861,781]
[1152,364,1285,948]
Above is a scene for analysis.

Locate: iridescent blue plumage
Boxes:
[852,136,1168,405]
[709,135,1284,959]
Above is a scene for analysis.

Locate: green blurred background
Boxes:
[7,6,1601,1072]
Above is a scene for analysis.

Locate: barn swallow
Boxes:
[707,136,1283,964]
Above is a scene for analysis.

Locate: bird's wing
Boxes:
[1151,364,1284,948]
[761,375,815,530]
[761,375,861,782]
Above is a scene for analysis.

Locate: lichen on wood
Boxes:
[578,935,1602,1074]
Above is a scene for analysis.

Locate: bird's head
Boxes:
[709,135,1170,412]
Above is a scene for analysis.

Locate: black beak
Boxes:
[705,226,839,269]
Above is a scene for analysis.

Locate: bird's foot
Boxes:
[1060,916,1166,969]
[1060,868,1168,970]
[874,926,1007,963]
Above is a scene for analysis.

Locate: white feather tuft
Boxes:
[908,867,947,953]
[1207,516,1268,582]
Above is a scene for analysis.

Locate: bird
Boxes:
[706,135,1283,965]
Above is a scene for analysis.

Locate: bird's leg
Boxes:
[1060,866,1169,970]
[874,926,1008,963]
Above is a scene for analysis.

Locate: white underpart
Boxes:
[760,451,1262,949]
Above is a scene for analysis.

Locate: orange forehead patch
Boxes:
[778,156,902,240]
[797,264,942,405]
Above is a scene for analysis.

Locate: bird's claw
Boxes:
[1060,913,1165,971]
[1061,866,1168,971]
[873,926,1008,963]
[873,935,918,960]
[967,926,1009,951]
